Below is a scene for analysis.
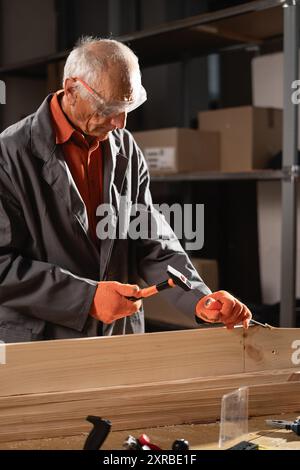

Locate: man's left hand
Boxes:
[196,290,252,329]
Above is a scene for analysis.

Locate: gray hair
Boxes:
[63,36,140,103]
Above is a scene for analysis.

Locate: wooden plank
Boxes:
[0,381,300,443]
[2,327,299,398]
[1,326,300,443]
[288,371,300,381]
[244,327,300,372]
[0,328,243,396]
[0,367,296,409]
[0,419,90,444]
[248,382,300,416]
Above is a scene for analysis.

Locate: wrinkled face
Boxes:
[64,64,142,141]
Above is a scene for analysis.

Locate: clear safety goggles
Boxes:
[75,77,147,117]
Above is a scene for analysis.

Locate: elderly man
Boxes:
[0,38,251,342]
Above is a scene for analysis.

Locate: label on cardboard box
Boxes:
[144,147,176,172]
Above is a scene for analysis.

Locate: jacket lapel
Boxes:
[41,148,90,232]
[30,95,130,278]
[30,95,98,258]
[99,133,129,280]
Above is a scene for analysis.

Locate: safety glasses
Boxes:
[74,77,147,117]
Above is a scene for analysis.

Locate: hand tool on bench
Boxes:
[172,439,190,451]
[204,298,273,328]
[83,416,111,450]
[123,433,190,451]
[123,434,161,450]
[266,418,300,436]
[127,265,193,301]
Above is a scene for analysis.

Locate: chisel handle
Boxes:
[205,299,270,328]
[204,298,222,309]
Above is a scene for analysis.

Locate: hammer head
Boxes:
[167,265,193,292]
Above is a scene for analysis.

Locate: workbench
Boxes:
[1,327,300,447]
[1,414,300,450]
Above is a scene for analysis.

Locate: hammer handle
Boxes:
[127,279,175,301]
[126,286,156,301]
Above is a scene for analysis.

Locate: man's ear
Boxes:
[64,78,77,106]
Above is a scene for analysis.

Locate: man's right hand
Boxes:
[89,281,142,324]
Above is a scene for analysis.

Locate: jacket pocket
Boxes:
[0,325,34,343]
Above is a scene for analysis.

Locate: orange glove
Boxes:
[196,290,252,329]
[90,281,142,324]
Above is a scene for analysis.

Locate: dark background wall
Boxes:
[0,0,254,130]
[0,0,262,304]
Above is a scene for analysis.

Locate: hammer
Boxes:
[127,265,193,300]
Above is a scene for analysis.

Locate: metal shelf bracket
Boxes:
[280,0,300,327]
[282,165,300,181]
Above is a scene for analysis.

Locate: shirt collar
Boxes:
[50,90,76,145]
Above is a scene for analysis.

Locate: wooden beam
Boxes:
[0,380,299,443]
[244,327,300,372]
[1,326,300,397]
[1,327,300,443]
[0,328,244,396]
[0,367,296,410]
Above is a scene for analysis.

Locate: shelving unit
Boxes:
[0,0,299,326]
[0,0,285,76]
[130,0,300,328]
[124,0,299,327]
[151,169,286,182]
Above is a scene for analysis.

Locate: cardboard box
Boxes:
[132,128,220,174]
[198,107,282,172]
[252,51,300,150]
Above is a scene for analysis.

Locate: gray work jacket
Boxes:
[0,95,211,342]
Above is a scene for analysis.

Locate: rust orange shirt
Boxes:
[50,91,102,247]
